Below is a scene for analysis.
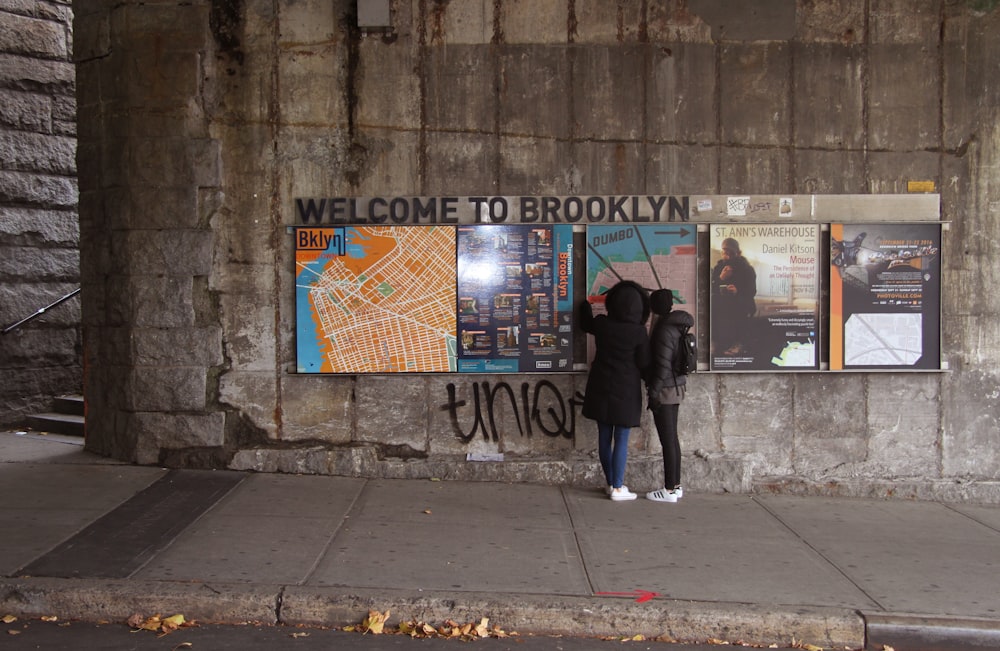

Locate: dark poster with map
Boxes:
[830,222,942,370]
[457,225,574,372]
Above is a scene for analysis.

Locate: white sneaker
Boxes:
[646,488,678,503]
[610,486,637,501]
[672,486,683,499]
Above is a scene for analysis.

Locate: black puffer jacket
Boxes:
[646,308,695,401]
[578,280,651,427]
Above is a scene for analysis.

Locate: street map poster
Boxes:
[585,224,697,362]
[456,224,574,372]
[709,224,820,371]
[830,223,941,370]
[295,226,457,373]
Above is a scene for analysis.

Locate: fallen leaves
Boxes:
[342,610,514,641]
[127,612,197,637]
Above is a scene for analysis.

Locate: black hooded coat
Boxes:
[578,280,651,427]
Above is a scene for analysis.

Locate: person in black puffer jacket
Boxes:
[644,289,694,503]
[578,280,651,501]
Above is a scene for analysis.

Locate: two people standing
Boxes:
[578,281,689,503]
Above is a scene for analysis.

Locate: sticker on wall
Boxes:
[727,196,751,216]
[295,226,457,373]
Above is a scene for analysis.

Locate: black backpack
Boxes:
[672,325,697,376]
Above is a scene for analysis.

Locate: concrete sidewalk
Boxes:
[2,431,999,649]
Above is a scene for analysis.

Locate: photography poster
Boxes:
[456,224,574,372]
[585,224,698,361]
[830,223,942,370]
[709,224,820,371]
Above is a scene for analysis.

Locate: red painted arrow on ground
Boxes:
[594,590,660,603]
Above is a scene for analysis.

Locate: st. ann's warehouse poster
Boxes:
[830,223,942,370]
[709,224,820,371]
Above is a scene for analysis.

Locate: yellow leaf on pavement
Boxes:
[1,615,16,624]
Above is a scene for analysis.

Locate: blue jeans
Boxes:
[597,422,631,488]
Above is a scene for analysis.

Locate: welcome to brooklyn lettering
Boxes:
[295,195,691,225]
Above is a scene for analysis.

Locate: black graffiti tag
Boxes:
[441,380,584,444]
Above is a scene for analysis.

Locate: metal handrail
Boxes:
[2,287,81,335]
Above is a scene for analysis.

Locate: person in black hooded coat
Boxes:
[578,280,650,501]
[643,288,694,503]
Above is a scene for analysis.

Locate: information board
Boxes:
[456,224,575,372]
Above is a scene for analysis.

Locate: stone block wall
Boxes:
[75,0,1000,502]
[0,0,79,427]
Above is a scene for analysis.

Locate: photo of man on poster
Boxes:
[711,237,757,357]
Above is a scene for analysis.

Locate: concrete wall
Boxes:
[76,0,1000,502]
[0,0,80,427]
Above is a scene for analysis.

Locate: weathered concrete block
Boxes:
[573,45,645,141]
[0,207,78,245]
[424,131,497,195]
[0,328,78,365]
[721,43,791,147]
[128,366,208,411]
[794,150,866,193]
[572,141,644,194]
[500,46,571,140]
[0,89,52,132]
[689,0,795,41]
[792,374,867,477]
[219,370,278,438]
[719,374,795,475]
[112,229,213,277]
[350,129,420,196]
[645,144,718,194]
[720,147,792,194]
[0,54,74,89]
[357,40,420,130]
[0,170,77,208]
[0,246,78,280]
[73,9,111,61]
[132,326,224,367]
[0,11,67,58]
[647,3,712,43]
[866,374,940,478]
[355,375,429,450]
[573,0,641,43]
[279,375,354,443]
[424,46,493,132]
[793,44,864,149]
[795,0,864,43]
[229,446,378,476]
[105,274,194,328]
[277,0,335,44]
[867,150,940,194]
[113,186,200,229]
[500,136,576,195]
[220,293,277,372]
[869,45,940,151]
[0,282,79,327]
[942,364,1000,479]
[870,0,940,45]
[129,411,226,463]
[500,0,567,44]
[648,43,716,144]
[279,46,347,127]
[422,0,491,45]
